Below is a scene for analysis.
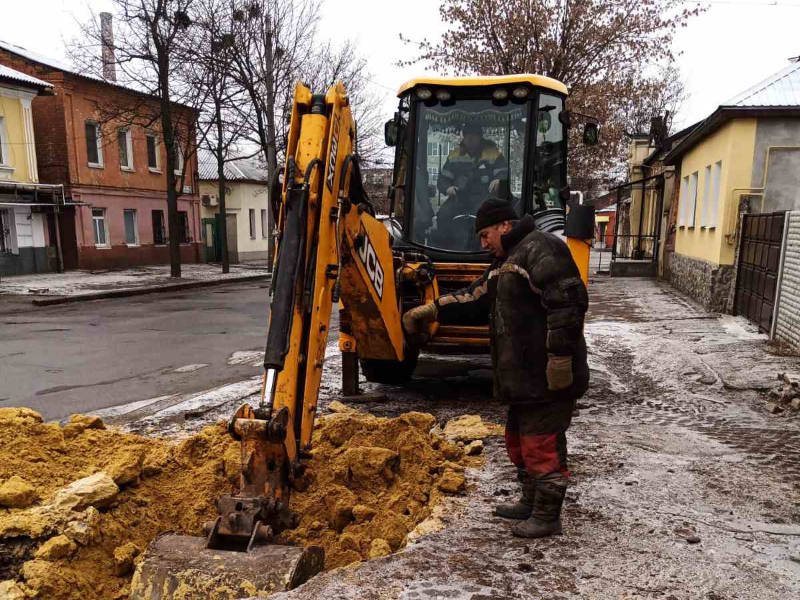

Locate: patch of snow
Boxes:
[93,395,177,419]
[0,264,270,297]
[718,315,767,341]
[173,364,209,373]
[227,350,263,367]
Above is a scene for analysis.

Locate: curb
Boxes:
[30,273,271,307]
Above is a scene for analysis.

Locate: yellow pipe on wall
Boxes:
[724,145,800,243]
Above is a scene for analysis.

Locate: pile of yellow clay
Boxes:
[0,406,494,599]
[284,409,468,568]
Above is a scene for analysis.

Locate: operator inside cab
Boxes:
[436,121,508,217]
[411,100,527,253]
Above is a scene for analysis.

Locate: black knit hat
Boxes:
[475,199,518,232]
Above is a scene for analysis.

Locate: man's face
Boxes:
[478,221,512,258]
[463,132,482,155]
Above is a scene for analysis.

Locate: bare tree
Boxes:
[402,0,701,190]
[188,0,252,273]
[299,39,388,169]
[69,0,207,278]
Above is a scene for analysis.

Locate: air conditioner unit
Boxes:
[201,194,218,207]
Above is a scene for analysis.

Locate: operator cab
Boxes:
[385,75,594,262]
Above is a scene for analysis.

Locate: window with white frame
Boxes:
[146,134,160,171]
[709,161,722,229]
[118,128,134,170]
[0,116,8,166]
[701,165,712,228]
[92,208,109,246]
[687,171,698,227]
[427,167,438,184]
[678,176,688,226]
[123,209,139,245]
[85,121,103,167]
[172,144,184,175]
[261,209,268,239]
[249,208,256,239]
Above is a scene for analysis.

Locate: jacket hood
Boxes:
[501,214,536,254]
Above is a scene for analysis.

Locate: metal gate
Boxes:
[734,211,786,332]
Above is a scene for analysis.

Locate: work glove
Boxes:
[402,302,437,345]
[546,354,573,391]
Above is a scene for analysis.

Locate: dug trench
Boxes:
[0,406,497,599]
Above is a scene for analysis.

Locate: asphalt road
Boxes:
[0,281,293,421]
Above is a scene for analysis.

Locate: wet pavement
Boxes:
[82,274,800,598]
[0,281,276,420]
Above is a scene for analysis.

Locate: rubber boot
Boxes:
[494,469,535,520]
[511,475,567,538]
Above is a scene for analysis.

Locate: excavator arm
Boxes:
[131,81,409,599]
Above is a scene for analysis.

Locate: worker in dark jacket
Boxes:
[403,198,589,538]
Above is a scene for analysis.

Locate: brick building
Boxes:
[0,39,201,270]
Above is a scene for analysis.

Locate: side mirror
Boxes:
[583,122,599,146]
[384,119,398,147]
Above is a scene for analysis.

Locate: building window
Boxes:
[709,161,722,229]
[687,171,698,228]
[123,209,139,245]
[172,144,184,175]
[92,208,109,247]
[427,167,438,184]
[146,134,160,171]
[0,117,8,166]
[177,211,190,243]
[678,176,688,227]
[261,209,268,239]
[249,208,256,239]
[118,129,134,170]
[152,210,166,244]
[0,208,17,254]
[701,165,712,228]
[85,121,103,167]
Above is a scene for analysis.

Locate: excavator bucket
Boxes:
[129,534,324,599]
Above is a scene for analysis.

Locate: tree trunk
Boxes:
[160,62,181,278]
[215,98,230,274]
[264,21,279,267]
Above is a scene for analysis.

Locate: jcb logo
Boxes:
[357,225,384,300]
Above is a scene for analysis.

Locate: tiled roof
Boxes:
[198,151,269,183]
[0,63,52,89]
[723,61,800,108]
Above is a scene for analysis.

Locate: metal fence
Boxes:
[611,174,665,263]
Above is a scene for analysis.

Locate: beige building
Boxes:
[198,153,271,263]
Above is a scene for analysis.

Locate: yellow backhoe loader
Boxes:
[129,74,597,599]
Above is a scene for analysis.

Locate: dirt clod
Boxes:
[34,535,76,561]
[368,538,392,559]
[442,414,503,443]
[438,469,466,494]
[113,542,139,576]
[0,476,39,509]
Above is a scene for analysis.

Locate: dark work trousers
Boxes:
[505,400,576,479]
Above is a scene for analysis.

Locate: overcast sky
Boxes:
[2,0,799,130]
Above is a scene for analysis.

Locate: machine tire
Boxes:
[360,347,420,384]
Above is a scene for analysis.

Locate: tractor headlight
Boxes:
[512,87,529,99]
[416,88,432,100]
[435,89,451,101]
[492,88,509,100]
